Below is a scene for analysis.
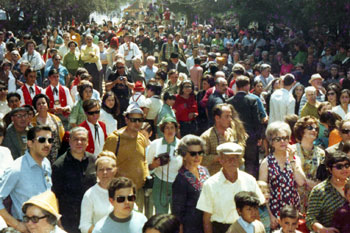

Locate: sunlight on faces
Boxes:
[278,217,299,233]
[110,187,135,219]
[25,205,53,233]
[69,130,88,155]
[237,206,259,223]
[183,145,203,168]
[28,130,53,159]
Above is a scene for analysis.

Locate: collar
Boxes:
[87,120,99,128]
[218,168,240,184]
[238,217,254,228]
[51,84,59,90]
[162,137,177,147]
[25,83,35,89]
[66,148,88,162]
[25,150,41,168]
[109,211,132,223]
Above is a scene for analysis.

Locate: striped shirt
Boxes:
[306,178,346,230]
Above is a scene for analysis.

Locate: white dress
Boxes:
[99,109,117,136]
[332,104,350,119]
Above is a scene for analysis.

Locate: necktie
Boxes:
[94,124,100,144]
[29,87,34,94]
[53,87,58,95]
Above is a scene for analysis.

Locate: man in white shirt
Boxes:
[269,73,296,124]
[186,46,199,72]
[118,32,142,68]
[16,67,43,106]
[196,142,264,233]
[140,56,158,84]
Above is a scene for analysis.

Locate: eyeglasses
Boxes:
[117,66,125,69]
[87,110,100,115]
[188,151,205,157]
[23,215,48,223]
[272,136,289,142]
[327,92,335,96]
[341,129,350,134]
[183,86,192,89]
[114,194,136,203]
[13,113,28,119]
[332,163,350,170]
[35,136,54,144]
[54,59,61,61]
[306,125,318,131]
[128,117,144,123]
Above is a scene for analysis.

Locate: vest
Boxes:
[46,85,69,117]
[22,85,41,106]
[80,120,107,154]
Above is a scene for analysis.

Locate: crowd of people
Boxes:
[0,5,350,233]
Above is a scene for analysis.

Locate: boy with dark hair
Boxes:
[274,205,301,233]
[332,179,350,233]
[92,177,147,233]
[226,191,265,233]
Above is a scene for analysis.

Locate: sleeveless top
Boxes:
[267,154,300,217]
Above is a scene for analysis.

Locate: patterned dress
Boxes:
[267,154,300,217]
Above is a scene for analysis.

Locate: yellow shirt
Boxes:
[81,44,99,64]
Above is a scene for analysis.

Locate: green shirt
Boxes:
[63,52,83,74]
[300,102,319,119]
[69,100,86,126]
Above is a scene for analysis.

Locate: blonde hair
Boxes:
[95,151,117,168]
[229,105,248,147]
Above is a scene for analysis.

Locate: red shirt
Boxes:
[173,94,198,122]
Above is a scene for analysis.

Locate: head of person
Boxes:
[24,67,37,86]
[69,126,89,155]
[48,68,59,87]
[0,80,8,100]
[102,91,120,117]
[163,92,176,107]
[83,99,100,125]
[201,75,212,91]
[52,54,61,67]
[142,214,180,233]
[309,73,323,90]
[304,86,317,104]
[159,115,178,138]
[22,191,61,233]
[317,101,332,116]
[213,103,232,129]
[146,56,156,68]
[179,80,194,96]
[253,80,263,95]
[177,134,205,169]
[339,89,350,106]
[266,121,291,153]
[292,84,304,100]
[325,84,340,104]
[325,151,350,181]
[123,32,131,43]
[282,74,295,89]
[260,64,271,78]
[140,122,153,141]
[75,67,88,80]
[25,40,37,54]
[217,142,244,172]
[215,77,227,94]
[170,52,179,64]
[167,34,174,44]
[235,75,251,92]
[68,40,77,52]
[95,151,117,187]
[339,119,350,143]
[78,80,93,101]
[108,177,136,218]
[319,111,342,133]
[257,180,270,203]
[123,104,144,132]
[293,116,319,143]
[167,69,178,85]
[235,191,260,223]
[278,205,299,233]
[132,56,142,70]
[1,59,12,72]
[85,34,93,45]
[7,92,21,109]
[24,105,35,124]
[32,94,50,114]
[27,125,53,159]
[11,50,20,63]
[10,107,29,131]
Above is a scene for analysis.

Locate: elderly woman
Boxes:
[172,134,209,233]
[146,116,183,214]
[22,190,66,233]
[129,56,145,85]
[306,151,350,233]
[32,94,65,163]
[69,80,93,127]
[79,151,117,233]
[291,116,325,213]
[259,121,306,229]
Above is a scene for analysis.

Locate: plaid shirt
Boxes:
[306,178,346,230]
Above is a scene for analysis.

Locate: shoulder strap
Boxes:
[115,133,121,157]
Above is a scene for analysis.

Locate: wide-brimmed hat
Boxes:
[309,73,324,84]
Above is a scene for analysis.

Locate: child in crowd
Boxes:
[273,205,301,233]
[226,191,266,233]
[332,178,350,232]
[257,181,271,233]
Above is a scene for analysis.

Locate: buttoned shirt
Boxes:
[238,217,254,233]
[16,83,43,106]
[48,85,74,109]
[0,150,52,220]
[44,65,69,85]
[140,65,158,83]
[118,42,141,61]
[269,88,295,124]
[81,44,100,64]
[196,169,264,224]
[87,120,105,157]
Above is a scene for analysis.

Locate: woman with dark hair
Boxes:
[325,84,340,108]
[32,94,65,163]
[263,78,281,115]
[332,89,350,119]
[42,38,55,62]
[157,92,176,137]
[306,151,350,232]
[292,41,307,65]
[172,134,209,233]
[143,214,180,233]
[51,28,64,49]
[280,55,294,75]
[318,110,342,148]
[99,91,119,135]
[292,84,304,115]
[196,75,212,135]
[173,80,198,137]
[69,80,93,127]
[0,59,16,93]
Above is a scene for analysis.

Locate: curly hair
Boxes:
[293,116,319,142]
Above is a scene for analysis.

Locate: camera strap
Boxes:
[115,133,121,157]
[159,162,170,208]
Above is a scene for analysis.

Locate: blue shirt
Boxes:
[140,65,158,83]
[250,93,267,119]
[0,150,52,220]
[44,65,69,85]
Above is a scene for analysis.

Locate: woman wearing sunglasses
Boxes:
[146,116,182,215]
[291,116,325,214]
[32,94,65,164]
[22,190,66,233]
[259,121,306,230]
[306,151,350,233]
[172,134,209,233]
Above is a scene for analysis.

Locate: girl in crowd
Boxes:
[99,91,119,136]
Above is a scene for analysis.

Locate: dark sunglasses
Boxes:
[35,136,54,144]
[306,125,318,131]
[129,117,144,123]
[23,215,48,223]
[115,194,136,203]
[87,110,100,115]
[117,66,125,69]
[188,151,205,157]
[327,92,335,96]
[341,129,350,134]
[272,136,289,142]
[332,163,350,170]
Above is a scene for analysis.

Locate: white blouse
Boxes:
[99,108,117,136]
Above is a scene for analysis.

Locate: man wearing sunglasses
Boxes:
[104,104,149,213]
[0,125,53,233]
[326,119,350,156]
[92,177,147,233]
[196,142,265,233]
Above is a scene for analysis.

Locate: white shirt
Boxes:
[0,146,13,177]
[8,71,16,93]
[117,42,142,61]
[19,50,45,71]
[79,183,113,233]
[146,138,183,182]
[0,42,5,61]
[16,83,43,106]
[0,215,7,231]
[254,74,274,89]
[196,169,265,224]
[269,88,295,124]
[87,121,105,157]
[145,96,162,120]
[186,56,195,72]
[129,92,147,107]
[0,100,11,120]
[47,84,74,109]
[333,104,350,120]
[99,109,117,136]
